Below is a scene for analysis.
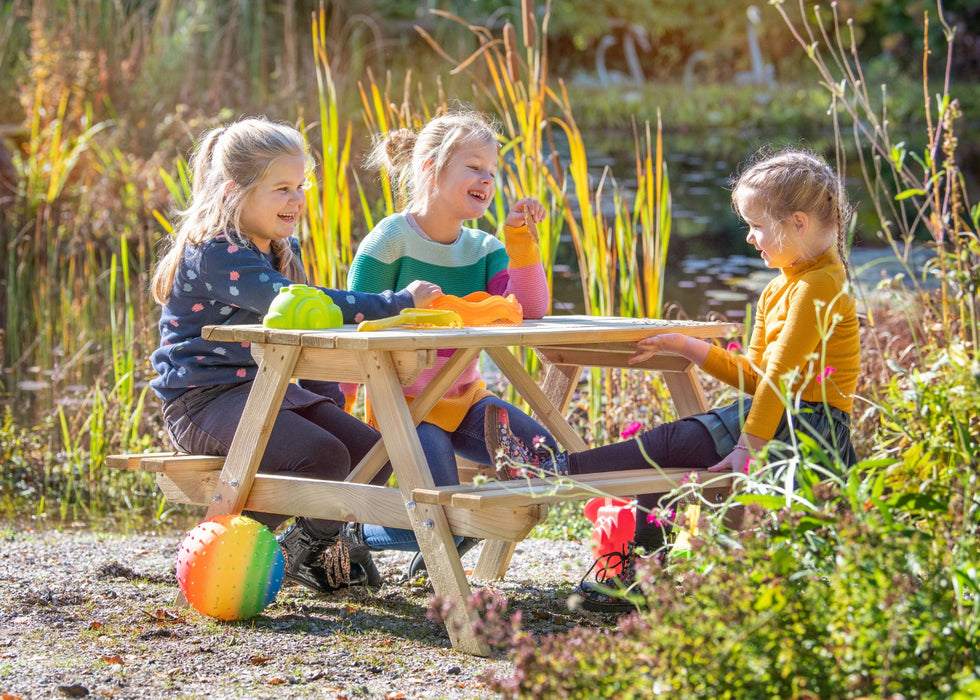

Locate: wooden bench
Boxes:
[107,451,730,581]
[107,451,549,580]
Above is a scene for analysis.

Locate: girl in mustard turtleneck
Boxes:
[486,148,861,612]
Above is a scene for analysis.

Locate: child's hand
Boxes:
[504,198,546,236]
[405,280,443,308]
[628,333,695,365]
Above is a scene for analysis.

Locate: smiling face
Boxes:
[433,141,498,223]
[237,153,309,253]
[736,189,807,269]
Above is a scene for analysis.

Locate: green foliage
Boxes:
[485,436,979,698]
[532,501,591,541]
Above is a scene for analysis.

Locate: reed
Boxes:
[772,0,979,351]
[301,2,356,289]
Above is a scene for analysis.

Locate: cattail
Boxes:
[521,0,535,48]
[504,21,520,82]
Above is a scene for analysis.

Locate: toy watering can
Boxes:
[263,284,343,330]
[583,497,636,576]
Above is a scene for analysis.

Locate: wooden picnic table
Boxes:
[194,315,733,655]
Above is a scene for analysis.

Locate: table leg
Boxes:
[485,347,587,452]
[357,350,490,657]
[540,361,581,416]
[204,343,302,518]
[471,540,517,581]
[345,348,481,485]
[662,363,710,418]
[173,343,299,608]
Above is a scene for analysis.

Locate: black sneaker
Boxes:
[340,522,381,588]
[278,521,367,594]
[575,543,652,614]
[406,537,481,580]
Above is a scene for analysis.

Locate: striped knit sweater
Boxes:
[346,212,550,430]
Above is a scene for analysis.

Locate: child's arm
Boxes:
[627,333,711,367]
[319,282,440,324]
[496,198,550,318]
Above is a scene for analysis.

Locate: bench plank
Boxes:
[153,471,547,541]
[412,469,731,510]
[106,453,224,473]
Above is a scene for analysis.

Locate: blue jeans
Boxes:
[363,396,556,551]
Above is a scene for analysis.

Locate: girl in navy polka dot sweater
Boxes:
[149,117,441,594]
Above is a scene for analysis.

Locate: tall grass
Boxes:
[301,3,356,289]
[772,0,979,352]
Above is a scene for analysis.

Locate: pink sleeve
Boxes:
[489,264,550,318]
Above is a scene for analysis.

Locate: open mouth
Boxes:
[278,213,298,223]
[468,190,488,202]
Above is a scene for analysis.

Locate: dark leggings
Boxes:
[567,419,721,551]
[164,384,386,540]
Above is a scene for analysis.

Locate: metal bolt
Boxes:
[405,500,416,510]
[229,479,239,487]
[422,519,434,530]
[210,493,222,503]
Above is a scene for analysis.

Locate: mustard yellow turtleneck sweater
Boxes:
[700,248,860,441]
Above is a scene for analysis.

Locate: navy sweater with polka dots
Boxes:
[150,234,413,402]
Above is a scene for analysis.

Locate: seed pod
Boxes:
[504,21,520,82]
[521,0,535,48]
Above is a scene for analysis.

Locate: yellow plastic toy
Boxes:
[356,308,463,332]
[426,292,523,326]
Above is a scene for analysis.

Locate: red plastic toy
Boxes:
[583,497,636,576]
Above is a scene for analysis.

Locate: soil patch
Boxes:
[0,528,612,699]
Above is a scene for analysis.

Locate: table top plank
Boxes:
[203,315,734,351]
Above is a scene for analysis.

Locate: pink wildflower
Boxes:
[817,366,837,383]
[726,341,742,352]
[646,507,676,527]
[620,421,642,439]
[532,435,548,450]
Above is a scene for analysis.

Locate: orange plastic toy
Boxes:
[583,497,636,576]
[426,292,523,326]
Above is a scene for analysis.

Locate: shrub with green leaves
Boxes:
[484,481,979,699]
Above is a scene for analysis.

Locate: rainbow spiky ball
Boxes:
[175,514,284,620]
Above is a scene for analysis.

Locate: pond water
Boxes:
[547,129,933,320]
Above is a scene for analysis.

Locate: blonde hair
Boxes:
[365,109,499,210]
[732,147,853,268]
[151,117,311,304]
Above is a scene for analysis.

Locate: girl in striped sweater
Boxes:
[347,110,556,570]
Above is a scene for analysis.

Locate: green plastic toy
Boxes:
[263,284,343,329]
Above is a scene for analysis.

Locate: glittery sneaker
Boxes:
[484,404,567,479]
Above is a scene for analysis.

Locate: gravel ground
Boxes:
[0,526,612,699]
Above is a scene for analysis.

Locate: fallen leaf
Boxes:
[141,609,184,623]
[249,655,272,666]
[268,678,287,685]
[100,655,124,665]
[3,693,26,700]
[88,621,103,629]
